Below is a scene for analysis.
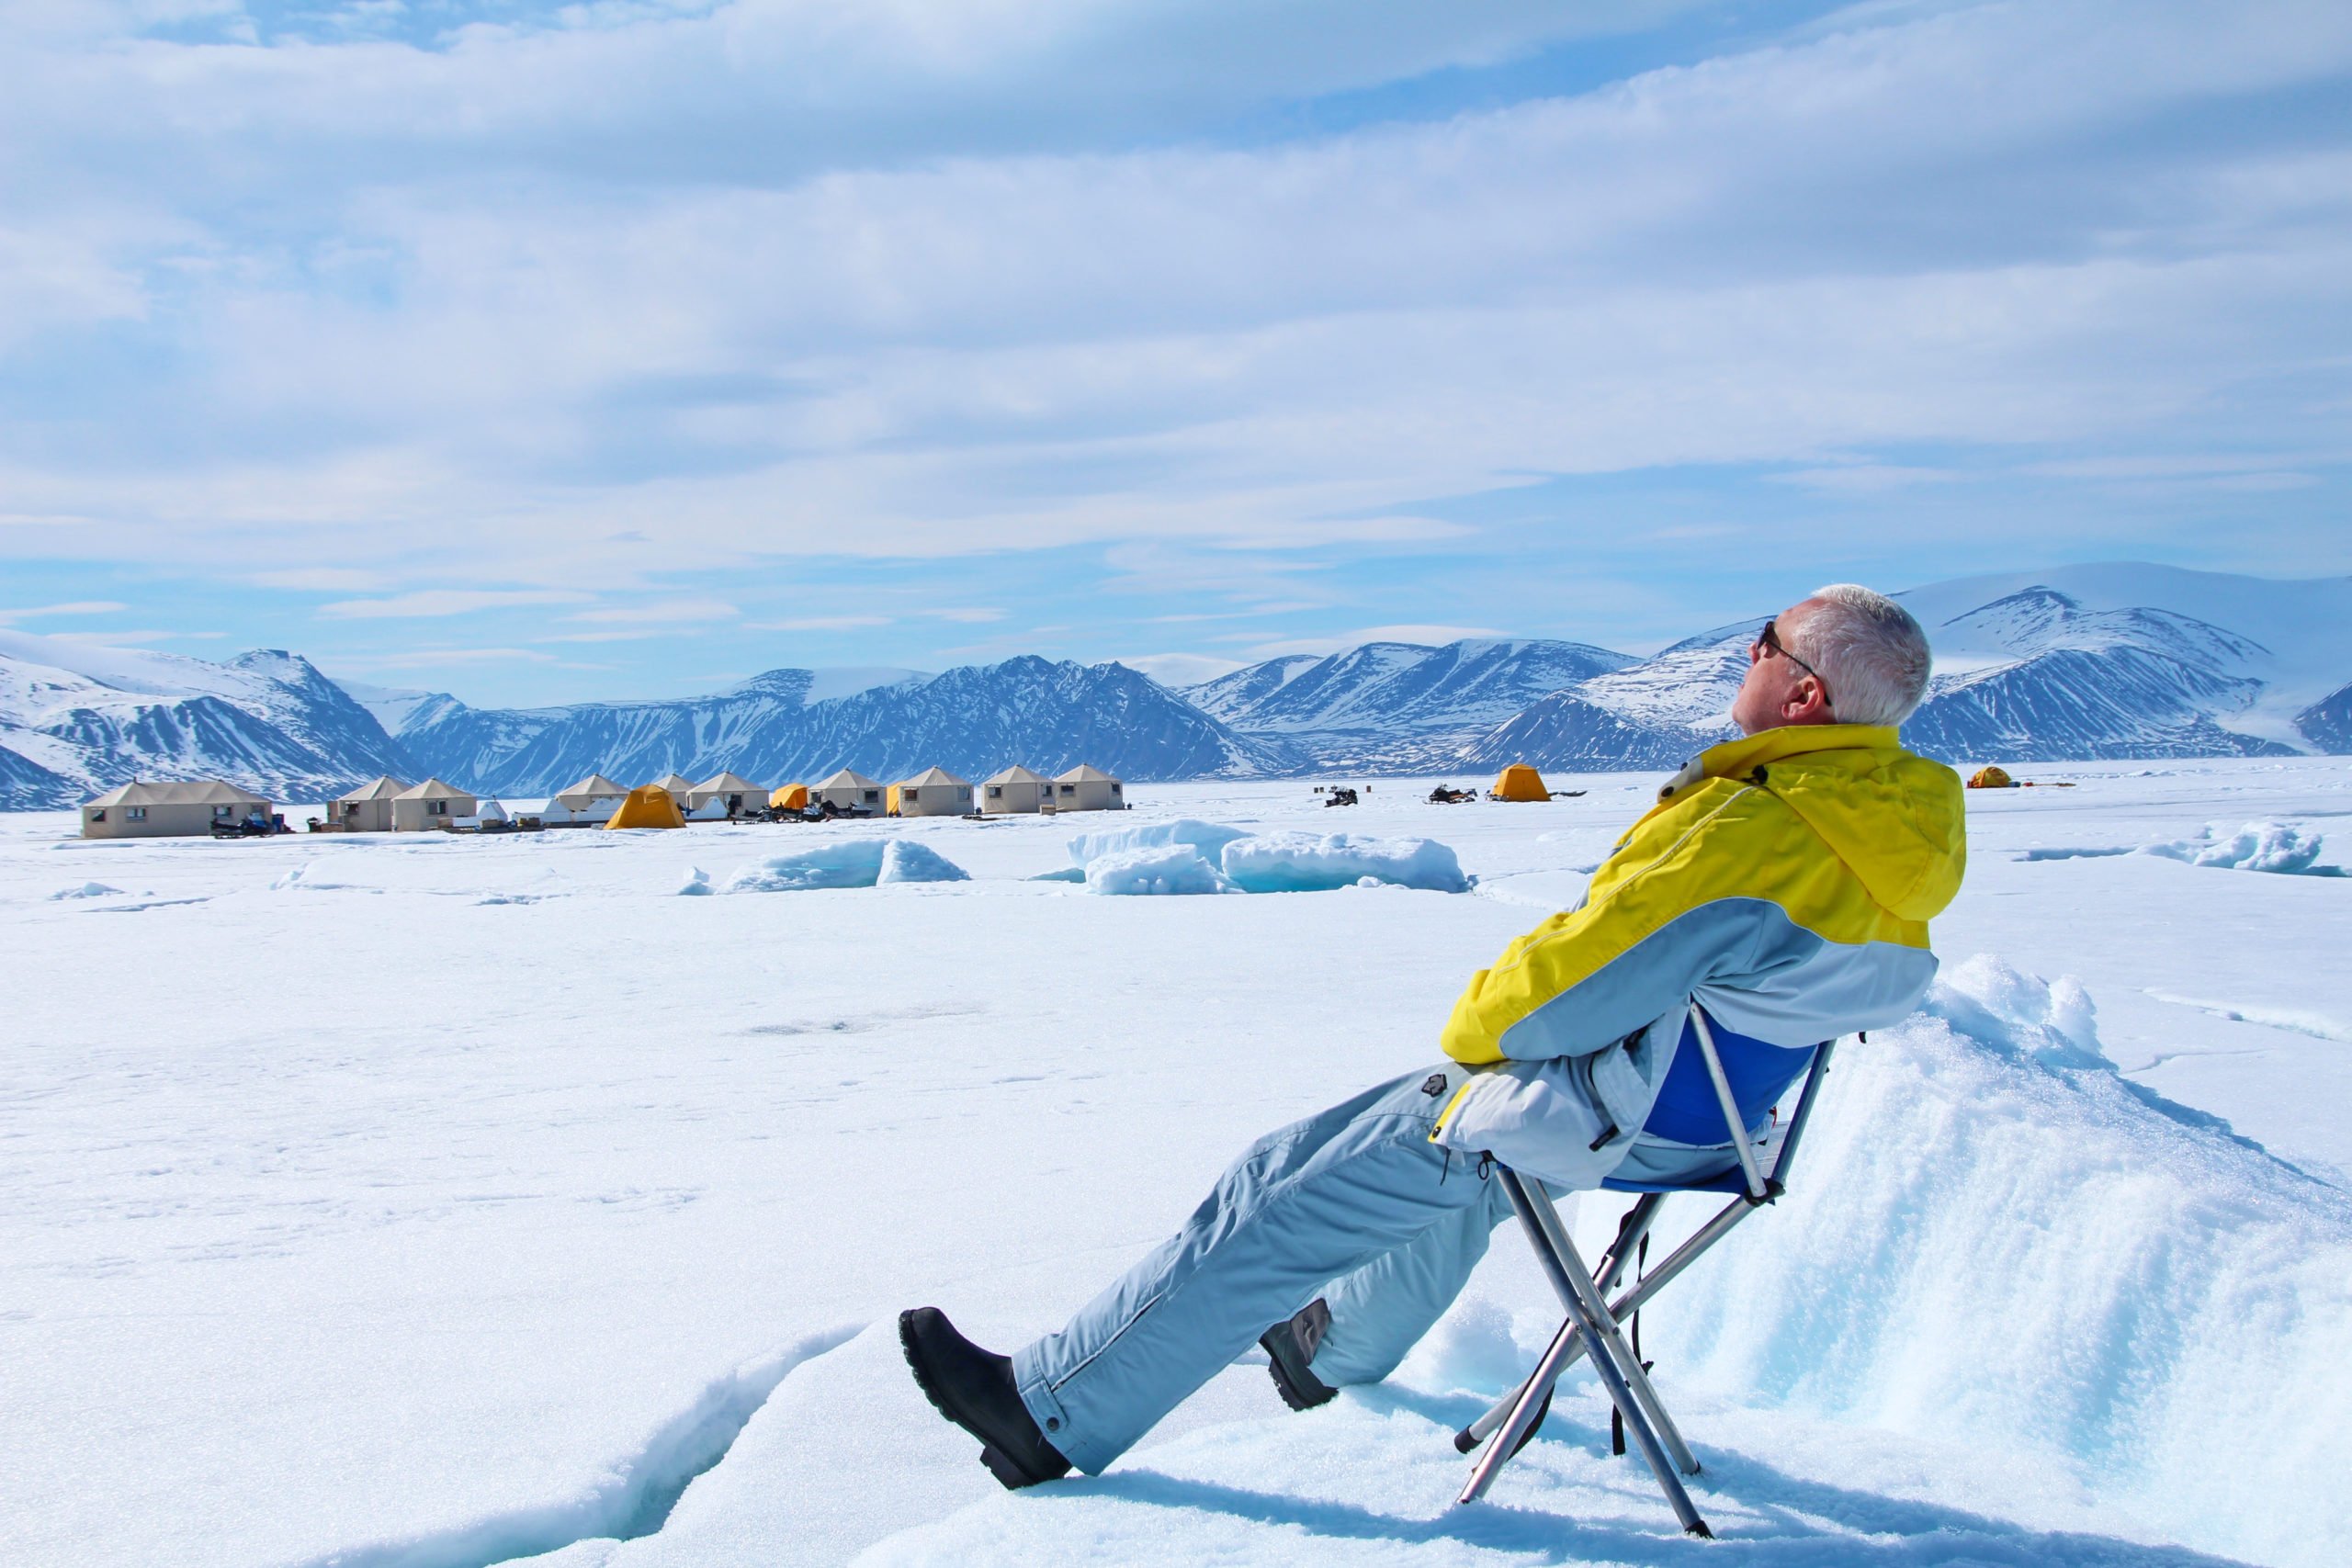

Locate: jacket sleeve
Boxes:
[1440,788,1781,1065]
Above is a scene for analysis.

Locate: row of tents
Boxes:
[537,763,1127,825]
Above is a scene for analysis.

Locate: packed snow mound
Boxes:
[1221,830,1469,895]
[1084,843,1235,897]
[1065,818,1252,869]
[720,839,970,893]
[677,867,713,897]
[48,881,122,900]
[1070,819,1469,897]
[877,840,969,886]
[1645,954,2352,1568]
[2140,820,2335,874]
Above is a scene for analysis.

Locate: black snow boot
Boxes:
[1260,1298,1339,1412]
[899,1307,1072,1490]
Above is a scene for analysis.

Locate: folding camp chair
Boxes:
[1450,1005,1839,1539]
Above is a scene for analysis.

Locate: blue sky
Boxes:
[3,1,2348,705]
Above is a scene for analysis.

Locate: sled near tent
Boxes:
[605,784,686,829]
[1490,763,1550,802]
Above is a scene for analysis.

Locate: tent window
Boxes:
[213,805,235,819]
[864,790,879,803]
[428,799,447,815]
[1059,784,1075,795]
[987,786,1001,797]
[90,809,107,823]
[127,807,145,821]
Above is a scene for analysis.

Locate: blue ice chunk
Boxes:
[1067,818,1252,869]
[1220,831,1468,894]
[879,839,970,884]
[724,840,887,892]
[1085,843,1236,896]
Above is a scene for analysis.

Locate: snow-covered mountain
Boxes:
[0,630,415,807]
[7,564,2350,807]
[1184,637,1633,770]
[1894,563,2352,752]
[1453,568,2352,772]
[1897,588,2293,761]
[390,656,1287,794]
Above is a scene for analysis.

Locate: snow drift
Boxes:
[1644,954,2352,1568]
[2140,820,2335,875]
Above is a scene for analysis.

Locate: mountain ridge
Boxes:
[4,564,2350,808]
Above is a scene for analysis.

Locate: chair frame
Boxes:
[1451,1010,1839,1538]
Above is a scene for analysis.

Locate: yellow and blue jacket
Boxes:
[1431,725,1965,1174]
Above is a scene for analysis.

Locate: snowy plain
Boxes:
[5,760,2350,1568]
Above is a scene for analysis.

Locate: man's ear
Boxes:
[1783,676,1834,725]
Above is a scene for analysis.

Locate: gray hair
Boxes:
[1786,583,1933,726]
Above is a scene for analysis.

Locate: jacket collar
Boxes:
[1657,723,1901,802]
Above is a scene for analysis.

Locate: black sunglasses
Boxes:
[1756,618,1832,707]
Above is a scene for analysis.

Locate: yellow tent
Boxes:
[605,784,686,829]
[885,784,902,817]
[1966,764,2016,790]
[1490,763,1551,802]
[771,783,808,811]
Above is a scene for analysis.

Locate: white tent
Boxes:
[813,769,886,815]
[651,773,696,795]
[330,775,409,832]
[391,777,477,831]
[81,779,274,840]
[894,766,974,818]
[548,773,629,823]
[980,764,1048,815]
[1051,763,1125,813]
[684,771,766,818]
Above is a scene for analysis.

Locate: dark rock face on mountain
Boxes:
[1188,638,1633,771]
[2293,682,2352,752]
[1899,592,2295,762]
[0,743,73,811]
[393,656,1288,794]
[1903,647,2292,761]
[1456,692,1702,773]
[0,634,415,807]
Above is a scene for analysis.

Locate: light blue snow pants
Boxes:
[1012,1065,1516,1473]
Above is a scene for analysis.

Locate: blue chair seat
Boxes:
[1597,1010,1820,1193]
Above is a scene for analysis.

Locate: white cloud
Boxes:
[1113,651,1246,686]
[564,597,740,625]
[318,589,594,618]
[0,599,130,620]
[0,0,2347,621]
[356,646,567,666]
[1240,624,1506,658]
[746,615,893,631]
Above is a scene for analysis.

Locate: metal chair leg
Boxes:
[1518,1175,1700,1479]
[1474,1169,1713,1536]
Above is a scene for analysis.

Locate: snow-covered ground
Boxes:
[5,760,2349,1568]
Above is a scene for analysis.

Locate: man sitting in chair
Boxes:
[902,583,1966,1488]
